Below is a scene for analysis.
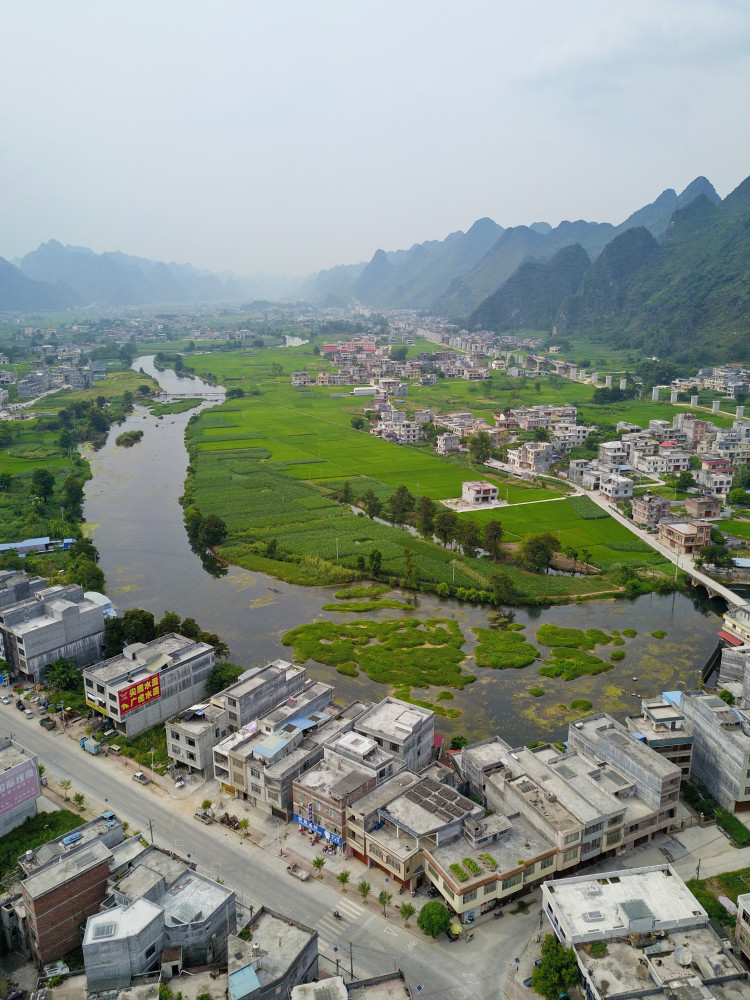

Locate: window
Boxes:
[484,881,497,895]
[502,873,522,890]
[145,944,156,958]
[85,678,93,688]
[463,890,477,903]
[172,733,181,741]
[187,738,195,748]
[563,832,579,844]
[187,752,196,762]
[267,792,280,803]
[585,822,603,835]
[606,830,621,845]
[97,684,104,694]
[251,784,261,794]
[389,742,399,752]
[563,848,578,863]
[541,857,554,869]
[250,768,260,779]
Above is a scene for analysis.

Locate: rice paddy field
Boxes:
[180,345,679,595]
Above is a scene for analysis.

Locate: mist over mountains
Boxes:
[2,173,749,361]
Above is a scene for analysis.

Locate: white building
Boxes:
[461,481,499,505]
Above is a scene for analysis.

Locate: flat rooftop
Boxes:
[463,738,514,771]
[169,702,226,734]
[22,839,112,899]
[160,871,233,927]
[430,813,551,886]
[573,717,681,779]
[0,737,35,772]
[85,634,210,684]
[83,897,162,946]
[381,776,478,837]
[355,699,431,740]
[20,811,120,873]
[545,866,706,941]
[350,771,420,819]
[223,660,297,701]
[230,909,315,990]
[295,760,370,800]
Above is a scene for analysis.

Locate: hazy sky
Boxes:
[2,0,749,276]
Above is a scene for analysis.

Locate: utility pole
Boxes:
[148,818,154,844]
[349,940,354,979]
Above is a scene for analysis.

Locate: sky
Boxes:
[2,0,750,277]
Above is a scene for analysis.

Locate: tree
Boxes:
[516,535,555,573]
[156,611,182,636]
[312,344,321,356]
[415,495,436,538]
[312,856,326,879]
[60,779,72,801]
[31,468,55,501]
[450,735,468,750]
[44,657,81,692]
[417,900,451,938]
[336,870,351,892]
[729,488,750,506]
[490,571,515,605]
[368,549,382,577]
[390,345,408,362]
[338,480,353,504]
[403,548,418,588]
[434,510,458,548]
[357,879,372,903]
[378,889,392,917]
[483,520,504,560]
[531,934,580,1000]
[205,662,244,696]
[386,485,415,525]
[456,520,481,559]
[399,902,416,926]
[563,546,578,573]
[676,470,695,492]
[122,609,156,644]
[0,472,12,492]
[227,387,245,399]
[180,617,201,639]
[73,792,85,808]
[350,416,365,431]
[468,431,493,464]
[532,427,551,442]
[360,489,382,519]
[0,424,13,447]
[103,616,127,657]
[719,689,736,706]
[580,548,593,574]
[199,514,228,549]
[63,476,85,513]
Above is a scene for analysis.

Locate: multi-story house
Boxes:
[631,492,672,527]
[353,698,434,772]
[657,518,711,555]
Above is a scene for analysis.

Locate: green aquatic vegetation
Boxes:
[115,430,144,448]
[651,630,667,639]
[610,650,625,661]
[537,647,613,681]
[611,636,625,646]
[146,397,203,416]
[622,628,638,637]
[529,687,545,697]
[437,691,454,701]
[282,617,472,691]
[321,599,413,612]
[472,628,539,669]
[570,699,592,711]
[334,584,392,600]
[536,624,612,650]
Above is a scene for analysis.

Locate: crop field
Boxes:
[181,346,678,595]
[721,518,750,540]
[28,370,159,413]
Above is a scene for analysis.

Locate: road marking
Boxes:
[382,925,397,936]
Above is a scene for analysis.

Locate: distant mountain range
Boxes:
[2,173,749,362]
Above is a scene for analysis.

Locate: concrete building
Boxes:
[293,757,376,847]
[218,660,308,733]
[0,583,105,683]
[507,442,556,475]
[436,432,461,455]
[657,518,711,555]
[686,495,722,519]
[166,701,228,775]
[625,695,693,779]
[83,899,165,991]
[19,810,123,876]
[0,570,46,613]
[83,634,215,738]
[353,698,434,773]
[543,865,746,1000]
[735,892,750,965]
[599,473,634,502]
[551,423,590,454]
[680,691,750,812]
[161,870,235,966]
[22,839,113,966]
[631,493,672,527]
[345,771,424,883]
[461,480,500,505]
[0,737,40,837]
[230,907,318,1000]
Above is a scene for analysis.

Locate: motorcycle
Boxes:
[398,885,405,895]
[333,910,342,920]
[493,908,504,919]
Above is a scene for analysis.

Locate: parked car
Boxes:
[1,695,10,705]
[16,700,25,711]
[39,717,57,730]
[286,863,310,881]
[108,745,122,755]
[523,978,533,989]
[194,810,214,824]
[23,709,34,719]
[132,772,150,785]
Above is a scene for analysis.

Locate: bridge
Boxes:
[153,391,225,399]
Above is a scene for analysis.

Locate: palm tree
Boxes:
[73,792,85,808]
[312,855,326,879]
[336,870,351,892]
[357,879,372,903]
[378,889,392,918]
[399,902,416,926]
[59,778,72,801]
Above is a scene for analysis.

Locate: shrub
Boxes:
[463,857,482,875]
[449,863,469,881]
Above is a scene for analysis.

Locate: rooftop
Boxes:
[222,660,299,701]
[20,811,121,873]
[350,771,421,819]
[83,897,162,946]
[168,702,226,735]
[295,759,370,800]
[0,736,36,773]
[229,908,315,991]
[22,839,112,899]
[545,865,706,942]
[381,776,479,837]
[84,634,212,686]
[160,871,233,927]
[355,698,431,741]
[573,716,681,779]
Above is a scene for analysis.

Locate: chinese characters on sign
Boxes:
[118,673,162,715]
[0,760,40,812]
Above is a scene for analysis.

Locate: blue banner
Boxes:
[293,813,343,847]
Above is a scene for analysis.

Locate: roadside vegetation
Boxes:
[0,810,83,883]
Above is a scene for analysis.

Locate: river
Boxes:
[83,355,726,744]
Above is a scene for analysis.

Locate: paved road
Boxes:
[1,707,542,1000]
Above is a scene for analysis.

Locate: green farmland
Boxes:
[180,346,676,597]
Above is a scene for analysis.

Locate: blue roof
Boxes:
[662,690,682,707]
[229,965,261,1000]
[286,716,317,731]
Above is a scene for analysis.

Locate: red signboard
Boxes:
[118,673,162,715]
[0,758,40,813]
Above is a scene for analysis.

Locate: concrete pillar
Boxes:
[670,390,678,404]
[738,405,745,419]
[591,372,599,386]
[652,387,660,401]
[605,375,613,388]
[620,379,627,391]
[569,365,577,380]
[712,400,720,414]
[691,395,699,407]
